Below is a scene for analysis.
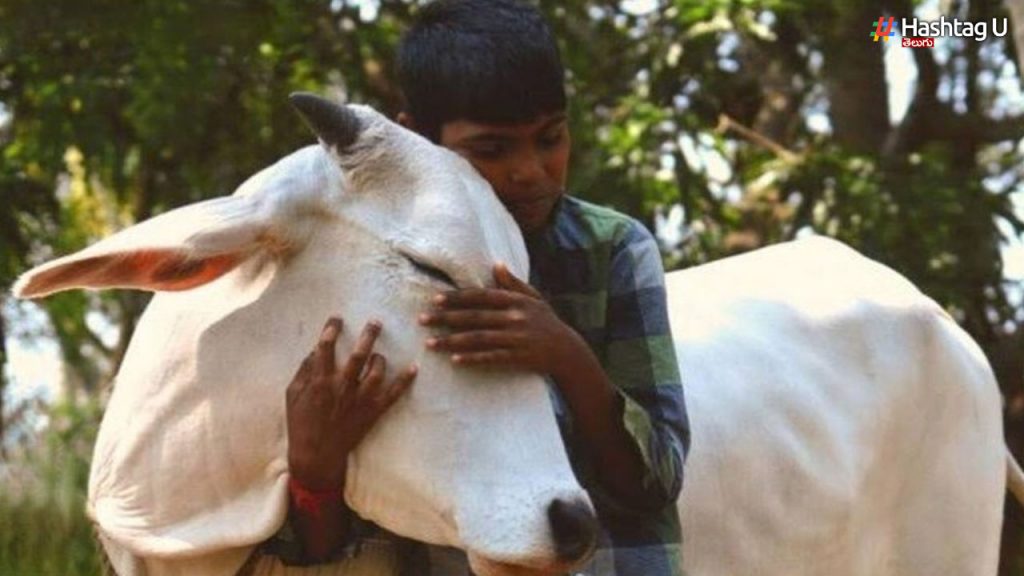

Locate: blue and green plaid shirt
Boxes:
[265,195,689,575]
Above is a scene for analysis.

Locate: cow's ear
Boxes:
[13,196,277,299]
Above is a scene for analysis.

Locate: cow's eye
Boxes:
[404,255,456,287]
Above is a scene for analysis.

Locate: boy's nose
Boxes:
[509,149,547,185]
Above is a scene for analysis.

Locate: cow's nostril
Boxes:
[548,497,598,564]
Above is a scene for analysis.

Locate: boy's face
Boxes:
[437,111,570,233]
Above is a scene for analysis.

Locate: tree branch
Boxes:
[716,114,800,163]
[976,114,1024,143]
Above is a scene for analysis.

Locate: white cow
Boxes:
[15,95,597,576]
[14,95,1024,576]
[668,237,1024,576]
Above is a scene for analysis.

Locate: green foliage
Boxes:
[0,400,103,576]
[0,495,101,576]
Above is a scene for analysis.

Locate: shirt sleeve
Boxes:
[596,220,689,515]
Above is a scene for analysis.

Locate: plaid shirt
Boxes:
[265,195,689,575]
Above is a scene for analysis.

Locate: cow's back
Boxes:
[668,236,1004,576]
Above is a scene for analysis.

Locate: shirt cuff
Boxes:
[588,390,684,517]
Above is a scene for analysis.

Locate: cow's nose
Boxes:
[547,497,598,564]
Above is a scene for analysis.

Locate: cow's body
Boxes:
[670,237,1005,576]
[15,99,1015,576]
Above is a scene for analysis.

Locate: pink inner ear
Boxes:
[19,249,243,297]
[144,251,242,291]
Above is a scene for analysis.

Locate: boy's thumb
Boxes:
[494,262,515,285]
[495,263,540,298]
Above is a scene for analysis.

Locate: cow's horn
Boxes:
[288,92,363,151]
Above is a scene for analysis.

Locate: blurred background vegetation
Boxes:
[2,0,1024,573]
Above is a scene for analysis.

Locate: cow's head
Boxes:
[14,94,596,575]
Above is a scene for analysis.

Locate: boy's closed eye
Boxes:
[537,126,565,149]
[464,141,510,160]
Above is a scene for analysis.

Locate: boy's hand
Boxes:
[420,263,578,374]
[287,317,417,491]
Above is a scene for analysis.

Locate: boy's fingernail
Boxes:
[433,294,446,305]
[418,313,431,324]
[426,337,438,348]
[451,354,462,363]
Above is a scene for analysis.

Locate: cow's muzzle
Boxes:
[547,498,598,564]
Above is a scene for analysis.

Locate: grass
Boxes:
[0,492,103,575]
[0,399,104,575]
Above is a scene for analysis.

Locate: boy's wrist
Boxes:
[548,324,591,384]
[288,474,351,563]
[289,458,348,493]
[289,476,344,518]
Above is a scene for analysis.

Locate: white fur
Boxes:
[672,237,1006,576]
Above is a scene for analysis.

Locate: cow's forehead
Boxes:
[244,104,527,288]
[390,142,529,282]
[333,106,479,199]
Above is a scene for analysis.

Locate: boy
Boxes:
[275,1,689,574]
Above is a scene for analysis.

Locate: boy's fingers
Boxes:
[288,353,316,398]
[297,353,315,378]
[451,350,515,366]
[341,321,382,383]
[433,289,519,309]
[315,317,343,377]
[419,309,511,328]
[427,331,521,352]
[356,353,386,397]
[379,365,417,409]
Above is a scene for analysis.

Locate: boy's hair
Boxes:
[397,0,567,142]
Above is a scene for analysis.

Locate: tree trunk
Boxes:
[1007,0,1024,74]
[0,299,7,457]
[821,2,892,154]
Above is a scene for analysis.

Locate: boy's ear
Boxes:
[396,112,417,131]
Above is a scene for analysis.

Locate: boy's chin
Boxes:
[515,217,548,234]
[510,203,557,232]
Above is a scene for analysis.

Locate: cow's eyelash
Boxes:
[403,254,456,287]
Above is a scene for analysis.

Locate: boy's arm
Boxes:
[591,222,689,512]
[545,321,674,510]
[421,225,688,512]
[486,269,677,509]
[268,317,416,564]
[263,486,352,565]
